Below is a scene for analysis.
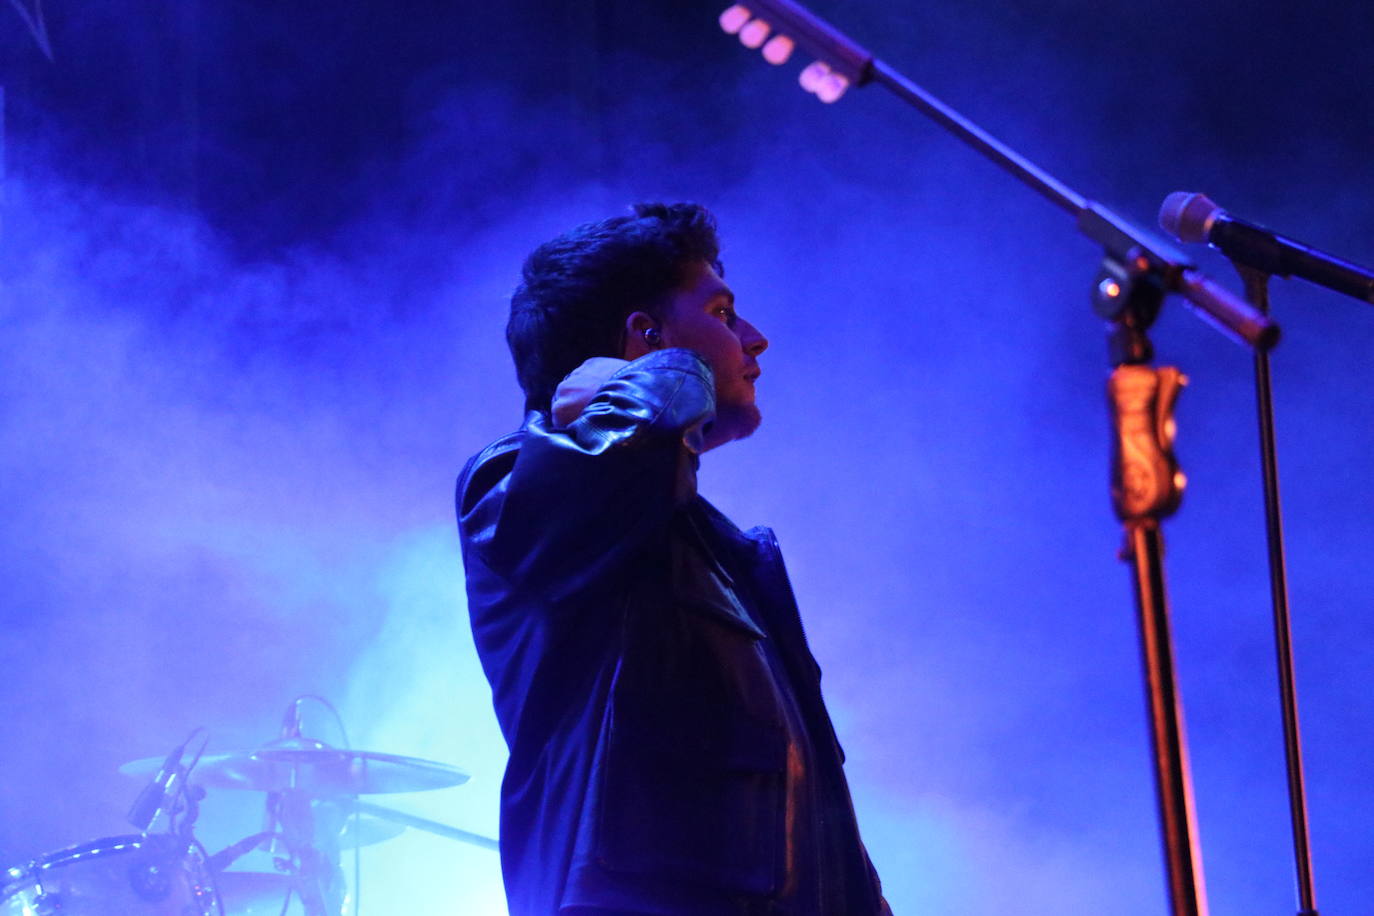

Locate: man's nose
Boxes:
[739,318,768,357]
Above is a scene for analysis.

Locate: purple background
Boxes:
[2,1,1372,913]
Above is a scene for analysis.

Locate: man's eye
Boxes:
[716,307,738,327]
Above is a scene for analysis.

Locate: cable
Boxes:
[291,694,352,750]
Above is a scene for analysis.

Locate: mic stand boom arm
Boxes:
[741,0,1279,351]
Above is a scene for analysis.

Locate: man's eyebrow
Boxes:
[707,288,736,307]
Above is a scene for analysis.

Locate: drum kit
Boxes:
[1,698,493,915]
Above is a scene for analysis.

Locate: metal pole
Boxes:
[1102,271,1209,916]
[1235,266,1319,916]
[1126,521,1210,916]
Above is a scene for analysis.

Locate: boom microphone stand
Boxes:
[1094,255,1205,916]
[721,3,1284,914]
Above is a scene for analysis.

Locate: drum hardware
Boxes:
[203,812,403,877]
[122,696,478,915]
[0,834,222,916]
[124,733,470,915]
[5,696,487,915]
[350,802,497,851]
[0,727,235,915]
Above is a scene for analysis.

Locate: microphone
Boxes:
[1159,192,1374,305]
[127,739,188,832]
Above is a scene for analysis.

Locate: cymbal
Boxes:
[295,801,410,847]
[338,811,407,847]
[121,737,469,795]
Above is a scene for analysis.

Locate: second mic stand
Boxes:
[1234,265,1319,916]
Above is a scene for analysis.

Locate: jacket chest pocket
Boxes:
[595,570,790,895]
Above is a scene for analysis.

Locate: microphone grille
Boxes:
[1158,191,1221,244]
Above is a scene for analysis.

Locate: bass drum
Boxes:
[1,834,221,915]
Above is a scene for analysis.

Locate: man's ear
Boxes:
[621,310,660,360]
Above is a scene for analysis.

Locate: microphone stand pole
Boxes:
[1096,261,1206,916]
[1232,265,1319,916]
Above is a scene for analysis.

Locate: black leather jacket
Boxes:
[456,349,886,915]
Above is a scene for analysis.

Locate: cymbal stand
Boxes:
[269,786,346,916]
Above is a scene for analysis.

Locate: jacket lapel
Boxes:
[671,507,767,639]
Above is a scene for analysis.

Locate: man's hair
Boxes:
[507,202,723,412]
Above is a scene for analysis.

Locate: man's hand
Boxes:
[551,357,630,426]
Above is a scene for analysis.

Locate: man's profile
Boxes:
[456,203,889,915]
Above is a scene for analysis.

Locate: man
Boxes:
[456,203,889,915]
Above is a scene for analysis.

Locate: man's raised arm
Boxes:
[457,348,715,601]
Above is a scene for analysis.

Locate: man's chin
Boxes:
[705,402,761,450]
[732,403,762,439]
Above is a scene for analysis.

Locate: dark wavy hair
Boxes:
[506,202,723,412]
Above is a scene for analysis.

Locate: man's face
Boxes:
[659,260,768,449]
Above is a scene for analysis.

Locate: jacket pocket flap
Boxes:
[672,533,766,639]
